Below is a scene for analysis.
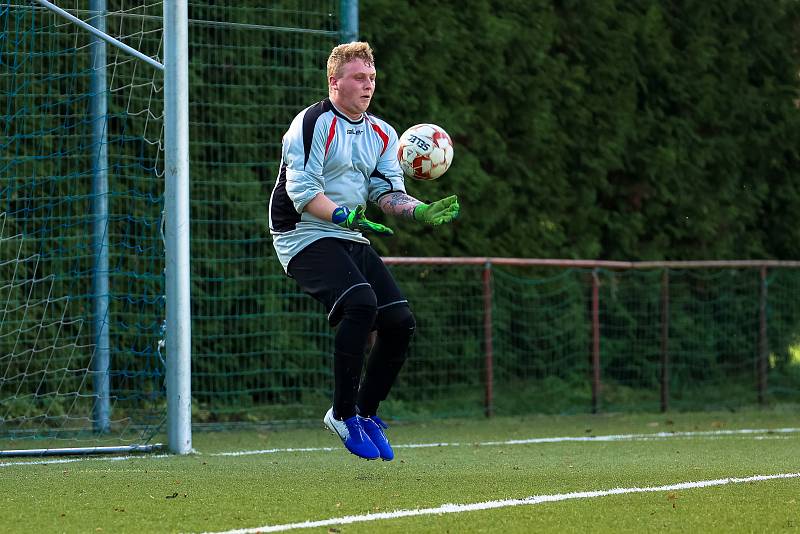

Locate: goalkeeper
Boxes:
[268,41,459,461]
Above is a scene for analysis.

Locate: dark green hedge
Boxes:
[361,0,800,261]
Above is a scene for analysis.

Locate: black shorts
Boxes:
[287,238,408,326]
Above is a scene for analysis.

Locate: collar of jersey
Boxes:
[327,98,366,125]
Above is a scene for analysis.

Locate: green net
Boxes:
[5,2,799,442]
[491,268,593,415]
[192,258,800,423]
[1,1,166,447]
[179,1,800,421]
[1,0,345,444]
[187,2,341,424]
[481,265,799,416]
[386,265,488,418]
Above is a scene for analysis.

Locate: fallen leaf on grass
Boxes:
[667,492,678,509]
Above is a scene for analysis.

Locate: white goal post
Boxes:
[162,0,192,456]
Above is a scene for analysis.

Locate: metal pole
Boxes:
[89,0,110,435]
[482,262,494,417]
[660,269,670,412]
[164,0,192,455]
[339,0,359,43]
[758,267,768,405]
[591,270,601,414]
[33,0,164,71]
[0,444,163,458]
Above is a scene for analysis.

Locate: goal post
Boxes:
[88,0,111,436]
[1,1,190,456]
[163,0,192,456]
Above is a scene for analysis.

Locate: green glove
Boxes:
[413,195,460,225]
[334,205,394,236]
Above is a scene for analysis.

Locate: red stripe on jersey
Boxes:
[370,121,389,156]
[325,117,337,158]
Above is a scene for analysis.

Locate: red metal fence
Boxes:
[383,257,800,415]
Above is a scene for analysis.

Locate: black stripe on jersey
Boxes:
[270,162,301,232]
[302,99,332,168]
[371,167,398,202]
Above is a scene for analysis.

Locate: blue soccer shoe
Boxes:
[358,415,394,461]
[323,407,380,460]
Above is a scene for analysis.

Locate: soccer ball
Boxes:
[397,123,454,180]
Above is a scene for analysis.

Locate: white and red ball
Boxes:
[397,123,454,180]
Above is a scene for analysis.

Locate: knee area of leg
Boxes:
[339,286,378,322]
[377,305,416,336]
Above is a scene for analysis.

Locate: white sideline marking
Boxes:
[200,472,800,534]
[211,446,336,457]
[2,427,798,466]
[208,427,800,457]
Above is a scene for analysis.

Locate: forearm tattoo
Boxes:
[378,192,422,218]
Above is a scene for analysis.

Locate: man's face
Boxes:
[330,59,376,119]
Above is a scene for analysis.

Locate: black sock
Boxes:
[331,297,376,419]
[358,307,415,416]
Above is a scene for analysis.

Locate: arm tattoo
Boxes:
[378,192,422,218]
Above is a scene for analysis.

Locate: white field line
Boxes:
[199,472,800,534]
[1,427,798,467]
[208,426,800,457]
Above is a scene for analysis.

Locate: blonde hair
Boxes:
[327,41,375,79]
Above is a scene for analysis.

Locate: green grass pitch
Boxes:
[1,407,798,533]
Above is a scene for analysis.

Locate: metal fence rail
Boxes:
[384,257,800,416]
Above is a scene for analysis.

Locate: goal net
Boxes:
[1,1,166,454]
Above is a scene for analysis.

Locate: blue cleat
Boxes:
[323,407,380,460]
[358,415,394,461]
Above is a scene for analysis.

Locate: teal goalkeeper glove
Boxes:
[413,195,460,225]
[333,205,394,236]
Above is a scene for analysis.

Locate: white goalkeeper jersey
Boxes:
[269,98,406,272]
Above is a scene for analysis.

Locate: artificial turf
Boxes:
[1,407,798,533]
